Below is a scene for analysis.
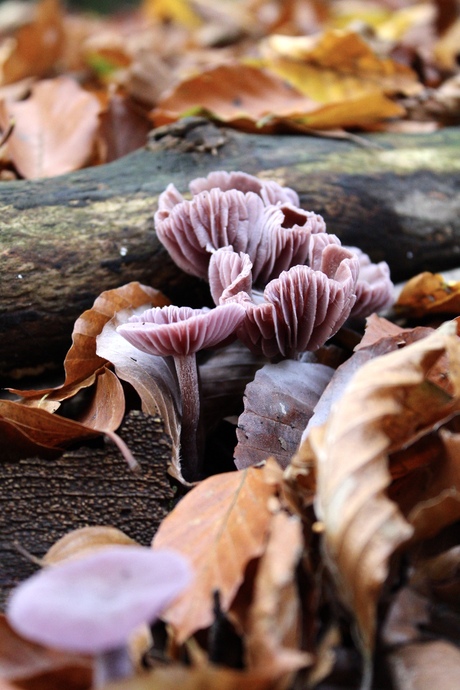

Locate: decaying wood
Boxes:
[0,410,175,607]
[1,118,460,377]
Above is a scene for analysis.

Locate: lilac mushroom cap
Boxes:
[214,244,360,359]
[345,246,394,318]
[188,170,300,206]
[117,304,246,357]
[6,545,192,654]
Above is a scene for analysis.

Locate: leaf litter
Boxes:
[1,2,460,688]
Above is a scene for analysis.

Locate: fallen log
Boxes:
[1,119,460,378]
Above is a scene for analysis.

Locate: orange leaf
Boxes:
[304,324,460,653]
[396,272,460,318]
[245,511,311,676]
[0,76,101,178]
[260,30,420,102]
[0,0,64,86]
[151,62,405,132]
[77,368,125,432]
[0,400,101,462]
[152,465,278,642]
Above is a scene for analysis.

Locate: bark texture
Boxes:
[0,410,175,607]
[1,119,460,377]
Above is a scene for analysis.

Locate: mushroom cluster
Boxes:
[154,170,394,359]
[116,171,393,478]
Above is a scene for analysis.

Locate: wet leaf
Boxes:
[304,324,460,653]
[77,368,125,432]
[234,360,333,470]
[152,465,278,642]
[11,282,168,405]
[0,76,101,179]
[395,272,460,318]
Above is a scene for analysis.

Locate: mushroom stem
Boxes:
[93,645,133,687]
[173,353,203,482]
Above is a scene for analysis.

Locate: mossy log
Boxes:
[1,119,460,378]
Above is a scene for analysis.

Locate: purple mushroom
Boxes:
[209,242,360,360]
[6,545,192,687]
[117,303,246,480]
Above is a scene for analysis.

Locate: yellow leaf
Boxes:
[260,30,420,102]
[142,0,202,28]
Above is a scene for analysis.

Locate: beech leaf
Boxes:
[395,271,460,318]
[11,282,168,405]
[235,360,334,470]
[96,311,182,480]
[152,465,278,642]
[245,511,311,676]
[0,400,101,462]
[0,76,101,179]
[151,63,404,133]
[42,526,139,566]
[304,324,460,653]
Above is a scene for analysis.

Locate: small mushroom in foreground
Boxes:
[117,303,246,481]
[6,545,192,688]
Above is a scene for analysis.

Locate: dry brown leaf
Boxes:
[235,361,333,470]
[105,663,283,690]
[0,0,64,86]
[96,310,182,480]
[0,76,101,178]
[305,324,460,653]
[43,525,139,566]
[388,640,460,690]
[98,93,151,163]
[151,62,404,132]
[152,465,278,642]
[395,272,460,318]
[77,368,125,432]
[260,30,420,102]
[11,282,168,405]
[0,399,101,462]
[0,614,91,689]
[245,511,311,676]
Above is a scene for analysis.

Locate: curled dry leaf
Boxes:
[96,310,182,480]
[11,281,168,405]
[0,76,101,179]
[245,511,311,677]
[152,465,278,643]
[235,360,334,470]
[395,271,460,318]
[0,399,101,462]
[304,324,460,653]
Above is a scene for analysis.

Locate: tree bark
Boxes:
[1,119,460,378]
[0,410,175,607]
